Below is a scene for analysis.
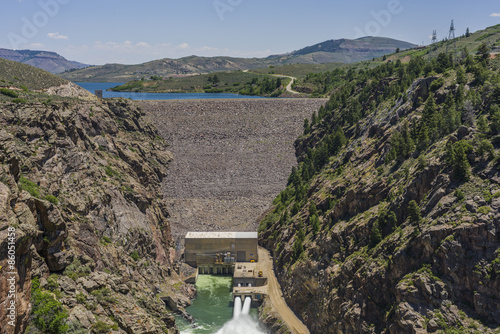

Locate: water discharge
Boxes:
[233,296,242,318]
[216,296,265,334]
[242,296,252,315]
[176,275,266,334]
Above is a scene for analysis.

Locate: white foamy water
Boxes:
[233,296,242,318]
[241,296,252,315]
[217,296,265,334]
[216,314,266,334]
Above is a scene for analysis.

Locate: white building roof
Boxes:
[185,232,258,239]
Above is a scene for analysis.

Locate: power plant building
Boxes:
[184,232,258,267]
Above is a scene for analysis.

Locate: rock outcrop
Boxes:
[0,98,188,333]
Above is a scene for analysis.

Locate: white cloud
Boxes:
[177,43,189,49]
[48,32,69,40]
[29,43,45,48]
[491,12,500,17]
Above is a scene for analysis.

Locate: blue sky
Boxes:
[1,0,499,65]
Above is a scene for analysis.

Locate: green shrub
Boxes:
[477,206,491,215]
[75,292,86,304]
[19,175,40,197]
[454,189,465,201]
[369,221,382,248]
[47,274,59,291]
[104,166,119,178]
[63,259,91,280]
[130,251,140,261]
[12,98,27,104]
[100,236,112,245]
[430,77,444,91]
[92,321,115,334]
[44,194,59,205]
[91,287,116,304]
[31,277,69,334]
[0,88,19,98]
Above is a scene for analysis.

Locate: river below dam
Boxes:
[175,275,266,334]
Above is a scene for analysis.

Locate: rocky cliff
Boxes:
[260,53,500,333]
[0,96,191,333]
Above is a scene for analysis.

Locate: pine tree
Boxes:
[310,214,320,236]
[287,167,299,186]
[309,202,317,216]
[456,66,467,85]
[369,221,382,248]
[387,211,397,231]
[303,118,310,135]
[477,115,490,135]
[477,43,490,61]
[452,141,472,181]
[422,93,438,139]
[292,238,304,261]
[490,105,500,134]
[408,200,422,231]
[291,201,301,216]
[417,124,430,152]
[311,111,317,126]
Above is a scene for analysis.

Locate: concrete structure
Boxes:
[184,231,266,306]
[232,262,267,304]
[95,90,103,99]
[184,232,258,268]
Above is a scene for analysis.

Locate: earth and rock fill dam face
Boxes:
[139,99,327,249]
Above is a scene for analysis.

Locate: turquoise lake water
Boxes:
[75,82,266,100]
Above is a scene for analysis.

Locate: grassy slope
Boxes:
[0,58,67,90]
[386,24,500,63]
[251,63,347,78]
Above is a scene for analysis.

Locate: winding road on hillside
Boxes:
[271,74,300,95]
[258,247,310,334]
[243,69,300,94]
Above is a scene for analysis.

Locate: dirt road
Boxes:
[258,247,310,334]
[271,74,300,94]
[243,69,300,94]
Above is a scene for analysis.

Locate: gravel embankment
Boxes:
[139,99,327,246]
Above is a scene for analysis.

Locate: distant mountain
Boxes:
[59,56,277,82]
[0,48,89,74]
[269,36,417,64]
[59,36,417,82]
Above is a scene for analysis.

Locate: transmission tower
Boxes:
[448,20,456,40]
[432,30,437,44]
[446,19,457,53]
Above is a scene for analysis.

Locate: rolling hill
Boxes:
[384,23,500,63]
[0,48,88,74]
[269,36,416,64]
[58,36,416,82]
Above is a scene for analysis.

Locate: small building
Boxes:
[184,232,258,268]
[95,90,103,99]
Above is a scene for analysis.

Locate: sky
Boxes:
[0,0,499,65]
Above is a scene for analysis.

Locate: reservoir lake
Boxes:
[75,82,267,100]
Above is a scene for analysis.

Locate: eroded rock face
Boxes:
[0,99,183,333]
